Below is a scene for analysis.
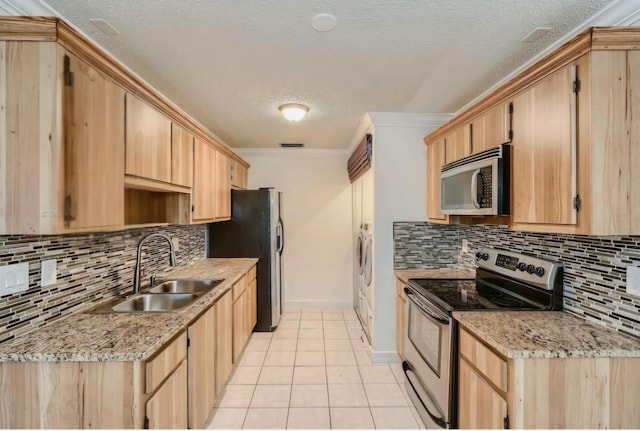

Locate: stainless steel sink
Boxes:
[148,279,224,294]
[108,293,198,312]
[89,278,225,313]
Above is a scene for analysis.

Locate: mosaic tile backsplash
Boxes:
[0,225,205,344]
[394,222,640,338]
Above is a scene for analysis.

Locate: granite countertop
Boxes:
[0,258,257,362]
[454,311,640,359]
[395,268,475,284]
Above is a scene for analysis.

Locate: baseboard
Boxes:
[370,348,402,364]
[284,300,353,311]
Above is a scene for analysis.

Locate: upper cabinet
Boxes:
[230,160,249,190]
[511,61,577,228]
[0,17,250,234]
[125,93,172,183]
[63,51,126,231]
[0,42,125,234]
[424,27,640,236]
[444,125,471,164]
[426,139,448,224]
[470,103,510,154]
[192,139,217,222]
[171,123,194,188]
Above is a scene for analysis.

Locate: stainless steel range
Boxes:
[402,248,563,429]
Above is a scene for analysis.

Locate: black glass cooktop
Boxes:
[407,278,544,313]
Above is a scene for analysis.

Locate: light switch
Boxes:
[172,238,180,252]
[462,239,469,253]
[41,259,57,287]
[626,266,640,297]
[0,263,29,296]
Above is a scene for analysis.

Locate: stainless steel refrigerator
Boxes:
[206,188,283,331]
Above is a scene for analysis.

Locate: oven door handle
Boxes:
[404,288,450,324]
[403,361,448,428]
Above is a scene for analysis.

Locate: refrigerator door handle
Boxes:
[277,218,284,255]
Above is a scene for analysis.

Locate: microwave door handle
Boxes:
[471,168,482,209]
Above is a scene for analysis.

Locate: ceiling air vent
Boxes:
[279,143,305,148]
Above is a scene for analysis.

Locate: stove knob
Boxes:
[535,267,545,277]
[481,253,490,261]
[526,264,535,274]
[517,262,527,271]
[475,252,483,260]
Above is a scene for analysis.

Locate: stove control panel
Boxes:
[474,248,562,290]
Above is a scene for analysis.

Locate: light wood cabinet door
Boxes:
[471,103,509,154]
[146,360,188,429]
[231,161,248,189]
[192,138,216,221]
[458,358,507,429]
[215,150,231,220]
[171,123,194,188]
[232,290,247,364]
[248,277,257,330]
[125,93,172,183]
[512,63,576,226]
[427,140,447,222]
[396,291,406,360]
[63,51,125,230]
[215,290,234,396]
[188,305,216,429]
[444,124,471,164]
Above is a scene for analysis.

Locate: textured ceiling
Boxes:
[39,0,616,149]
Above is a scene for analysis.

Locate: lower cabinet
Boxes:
[458,358,507,429]
[395,278,406,360]
[0,268,257,429]
[146,360,188,429]
[187,305,216,428]
[215,289,234,396]
[232,265,258,364]
[458,326,640,429]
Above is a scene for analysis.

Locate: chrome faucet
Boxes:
[133,233,177,294]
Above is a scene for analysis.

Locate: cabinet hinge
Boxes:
[64,195,75,222]
[191,204,195,212]
[63,55,74,87]
[508,102,513,114]
[572,78,580,93]
[508,129,513,140]
[143,416,149,429]
[503,415,509,429]
[187,337,191,348]
[573,195,582,212]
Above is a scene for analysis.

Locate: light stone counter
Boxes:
[395,268,475,284]
[454,311,640,359]
[0,258,257,362]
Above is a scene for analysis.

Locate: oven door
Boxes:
[404,287,452,428]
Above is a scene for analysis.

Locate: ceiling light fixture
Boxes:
[278,103,309,122]
[312,13,337,32]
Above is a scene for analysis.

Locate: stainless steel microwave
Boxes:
[439,144,510,216]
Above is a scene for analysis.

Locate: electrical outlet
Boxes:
[462,239,469,253]
[0,263,29,296]
[172,238,180,252]
[626,266,640,297]
[41,259,57,287]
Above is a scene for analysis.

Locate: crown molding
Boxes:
[367,112,454,128]
[233,148,349,159]
[457,0,640,114]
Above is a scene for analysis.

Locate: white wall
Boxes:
[366,113,451,360]
[235,149,353,310]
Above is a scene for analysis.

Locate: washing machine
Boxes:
[360,222,373,341]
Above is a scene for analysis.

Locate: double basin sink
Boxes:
[91,279,224,313]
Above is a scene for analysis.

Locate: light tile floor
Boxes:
[207,308,425,429]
